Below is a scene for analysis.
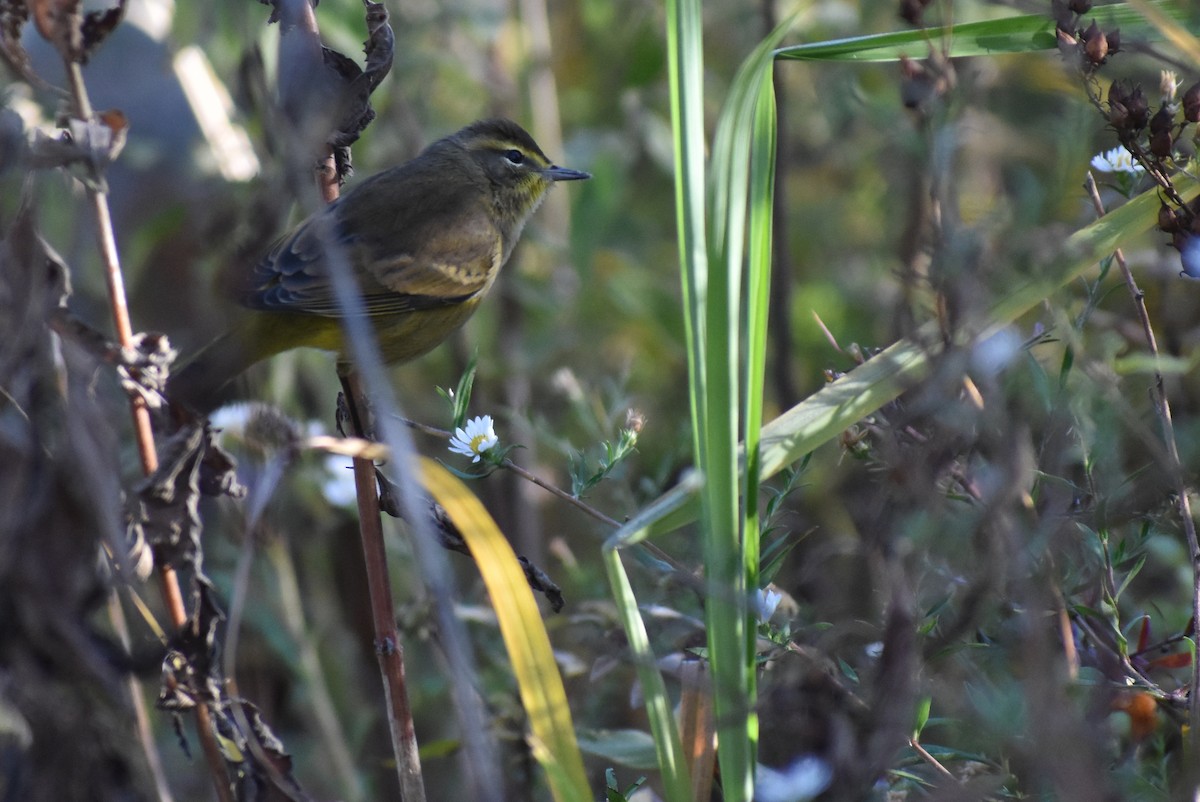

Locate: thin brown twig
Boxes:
[62,57,232,802]
[500,457,619,527]
[1084,171,1200,748]
[908,737,958,784]
[401,417,689,572]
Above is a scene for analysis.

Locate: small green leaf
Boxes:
[913,696,932,738]
[438,353,478,430]
[577,729,660,770]
[1114,555,1147,601]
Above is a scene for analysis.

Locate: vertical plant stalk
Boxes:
[740,71,778,772]
[61,59,233,802]
[285,5,497,797]
[317,163,499,800]
[341,368,426,801]
[266,539,364,800]
[664,0,758,798]
[279,0,426,790]
[760,0,797,408]
[678,660,716,800]
[1084,173,1200,745]
[313,140,425,797]
[107,593,176,802]
[516,0,570,238]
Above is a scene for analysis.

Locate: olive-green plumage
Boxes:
[170,119,589,413]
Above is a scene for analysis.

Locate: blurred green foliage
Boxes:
[6,0,1200,799]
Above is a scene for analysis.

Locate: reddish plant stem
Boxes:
[286,0,424,789]
[62,58,234,802]
[342,369,426,801]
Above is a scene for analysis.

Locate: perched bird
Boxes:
[170,118,589,413]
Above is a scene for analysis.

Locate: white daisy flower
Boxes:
[448,415,499,463]
[1090,147,1144,175]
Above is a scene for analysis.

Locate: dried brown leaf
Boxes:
[0,0,42,85]
[264,0,392,180]
[29,0,82,60]
[79,0,124,62]
[28,109,128,189]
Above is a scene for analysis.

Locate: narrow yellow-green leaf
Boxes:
[418,458,589,802]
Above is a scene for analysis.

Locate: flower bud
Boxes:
[1159,204,1180,234]
[1108,101,1128,129]
[1125,86,1150,129]
[1107,81,1126,105]
[1160,70,1177,103]
[1081,21,1108,64]
[1056,26,1078,53]
[899,0,924,25]
[1150,129,1173,159]
[1150,106,1174,136]
[1184,82,1200,123]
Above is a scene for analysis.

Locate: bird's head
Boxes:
[453,118,590,226]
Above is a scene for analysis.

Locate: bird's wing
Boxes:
[241,190,502,318]
[366,208,504,303]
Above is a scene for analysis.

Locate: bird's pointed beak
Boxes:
[543,165,591,181]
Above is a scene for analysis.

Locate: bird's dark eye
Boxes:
[503,149,526,165]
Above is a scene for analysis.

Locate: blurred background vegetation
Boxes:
[5,0,1200,799]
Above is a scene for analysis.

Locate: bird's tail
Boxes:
[167,322,262,416]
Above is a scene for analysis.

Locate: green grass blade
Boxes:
[600,543,690,802]
[700,15,796,799]
[742,66,778,757]
[636,176,1200,540]
[666,0,708,473]
[775,1,1194,62]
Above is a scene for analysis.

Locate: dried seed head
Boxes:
[1081,21,1108,65]
[1056,26,1078,53]
[1184,82,1200,123]
[1159,204,1181,234]
[899,0,926,25]
[1150,106,1175,136]
[1125,86,1150,129]
[1150,129,1173,158]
